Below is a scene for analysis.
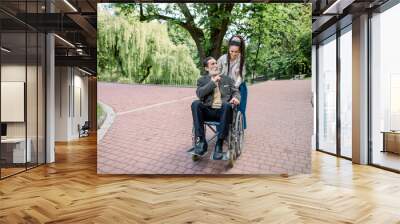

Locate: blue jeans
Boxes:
[238,82,248,129]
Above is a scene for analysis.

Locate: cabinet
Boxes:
[382,131,400,154]
[0,138,32,164]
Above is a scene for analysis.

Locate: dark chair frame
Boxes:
[78,121,90,138]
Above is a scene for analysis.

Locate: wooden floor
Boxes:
[1,167,26,178]
[1,135,400,223]
[373,151,400,171]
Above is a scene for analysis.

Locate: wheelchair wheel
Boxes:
[192,126,196,146]
[235,111,244,157]
[227,149,235,168]
[227,125,236,168]
[192,154,200,161]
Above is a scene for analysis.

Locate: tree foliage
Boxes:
[97,11,199,85]
[117,3,235,66]
[229,4,312,80]
[98,3,312,84]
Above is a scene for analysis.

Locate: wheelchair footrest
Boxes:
[187,147,208,157]
[221,152,230,161]
[209,151,230,161]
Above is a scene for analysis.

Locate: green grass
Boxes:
[97,103,105,120]
[97,103,106,129]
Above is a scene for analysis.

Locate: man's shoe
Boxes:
[194,138,208,156]
[213,140,224,160]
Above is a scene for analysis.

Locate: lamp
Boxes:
[54,34,75,48]
[322,0,355,15]
[78,67,93,76]
[63,0,78,12]
[1,47,11,53]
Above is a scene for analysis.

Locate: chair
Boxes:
[78,121,90,138]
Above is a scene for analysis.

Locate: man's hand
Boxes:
[229,97,240,105]
[211,74,221,83]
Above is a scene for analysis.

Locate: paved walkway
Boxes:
[97,80,313,174]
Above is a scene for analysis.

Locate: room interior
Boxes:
[0,0,96,179]
[0,0,399,222]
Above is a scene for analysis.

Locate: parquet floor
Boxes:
[1,134,400,223]
[1,167,26,178]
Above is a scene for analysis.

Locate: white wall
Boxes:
[55,67,89,141]
[312,45,316,150]
[1,63,46,164]
[1,65,26,132]
[1,82,25,122]
[72,72,89,138]
[1,65,40,138]
[55,66,70,141]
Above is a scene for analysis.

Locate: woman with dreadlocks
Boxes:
[217,35,248,129]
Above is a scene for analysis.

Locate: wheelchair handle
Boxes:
[230,103,239,110]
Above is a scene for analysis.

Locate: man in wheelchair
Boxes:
[191,56,241,160]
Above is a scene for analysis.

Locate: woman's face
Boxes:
[229,45,240,61]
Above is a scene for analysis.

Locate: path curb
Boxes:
[97,101,116,142]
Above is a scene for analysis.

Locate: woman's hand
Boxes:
[229,97,240,105]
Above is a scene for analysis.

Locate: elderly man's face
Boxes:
[205,58,218,74]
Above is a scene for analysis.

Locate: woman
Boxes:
[217,35,248,129]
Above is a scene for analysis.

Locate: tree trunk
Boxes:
[139,65,152,83]
[139,3,234,73]
[209,3,234,60]
[183,24,206,66]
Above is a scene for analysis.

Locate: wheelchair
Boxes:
[187,105,245,168]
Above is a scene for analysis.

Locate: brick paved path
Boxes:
[97,81,312,174]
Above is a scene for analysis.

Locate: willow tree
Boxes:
[97,11,199,85]
[116,3,235,64]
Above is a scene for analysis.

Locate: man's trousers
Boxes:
[191,100,233,141]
